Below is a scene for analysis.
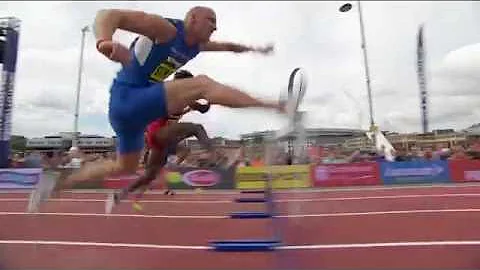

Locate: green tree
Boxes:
[10,135,26,152]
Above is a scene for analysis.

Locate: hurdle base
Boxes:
[240,190,266,194]
[230,211,272,219]
[209,239,281,252]
[235,198,267,203]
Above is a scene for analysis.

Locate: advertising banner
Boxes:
[448,160,480,182]
[380,160,451,185]
[235,165,310,189]
[0,168,42,189]
[167,165,236,190]
[312,162,380,187]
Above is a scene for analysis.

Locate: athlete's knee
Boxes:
[193,75,217,94]
[194,74,213,84]
[192,123,206,133]
[181,123,205,138]
[183,122,202,131]
[194,76,225,102]
[143,168,158,180]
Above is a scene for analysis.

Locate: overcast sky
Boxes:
[1,1,480,139]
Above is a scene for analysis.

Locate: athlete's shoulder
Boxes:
[130,18,182,46]
[164,18,184,28]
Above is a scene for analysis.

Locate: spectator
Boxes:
[394,149,410,162]
[321,147,346,164]
[23,151,42,168]
[423,147,434,161]
[449,145,470,160]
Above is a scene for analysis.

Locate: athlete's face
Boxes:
[193,9,217,42]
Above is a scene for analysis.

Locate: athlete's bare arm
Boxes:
[93,9,179,64]
[199,41,273,54]
[94,9,177,43]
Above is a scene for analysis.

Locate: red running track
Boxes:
[1,184,480,269]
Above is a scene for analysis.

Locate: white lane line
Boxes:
[283,208,480,218]
[0,211,226,219]
[0,240,211,250]
[2,240,480,250]
[0,198,233,204]
[1,193,480,204]
[278,240,480,250]
[2,182,480,196]
[1,208,480,219]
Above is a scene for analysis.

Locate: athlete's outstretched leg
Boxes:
[164,75,285,116]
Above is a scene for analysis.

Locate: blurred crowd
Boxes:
[316,144,480,164]
[9,150,116,170]
[8,147,244,171]
[241,139,480,166]
[9,138,480,170]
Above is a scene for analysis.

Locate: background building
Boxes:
[241,128,366,159]
[343,128,476,151]
[184,137,242,151]
[26,132,115,154]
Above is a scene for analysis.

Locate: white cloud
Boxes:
[1,1,480,139]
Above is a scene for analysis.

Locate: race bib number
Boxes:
[150,57,183,82]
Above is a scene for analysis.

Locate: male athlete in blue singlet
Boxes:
[28,7,291,210]
[108,70,214,213]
